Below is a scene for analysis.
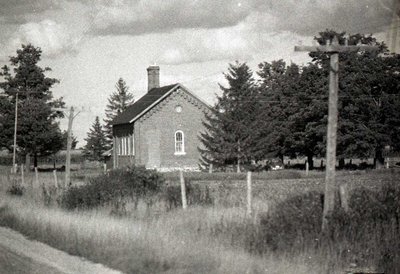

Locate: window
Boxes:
[175,105,182,113]
[117,135,134,156]
[175,131,185,155]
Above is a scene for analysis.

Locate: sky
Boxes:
[0,0,397,147]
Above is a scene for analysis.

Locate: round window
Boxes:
[175,105,182,113]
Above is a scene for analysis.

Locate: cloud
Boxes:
[88,0,253,35]
[0,0,60,24]
[85,0,395,37]
[252,0,394,35]
[157,24,269,65]
[3,20,80,58]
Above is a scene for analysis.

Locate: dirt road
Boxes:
[0,227,122,274]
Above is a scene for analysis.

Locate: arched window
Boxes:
[175,130,185,155]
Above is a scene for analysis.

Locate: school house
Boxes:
[111,66,210,171]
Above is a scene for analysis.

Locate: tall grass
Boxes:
[0,167,399,273]
[0,195,325,273]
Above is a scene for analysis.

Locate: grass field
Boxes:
[0,166,399,273]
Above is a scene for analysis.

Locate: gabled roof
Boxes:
[111,84,178,125]
[112,83,210,126]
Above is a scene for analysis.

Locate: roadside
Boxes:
[0,226,122,274]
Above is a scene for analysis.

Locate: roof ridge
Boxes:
[111,83,178,125]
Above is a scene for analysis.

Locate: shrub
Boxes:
[254,191,324,252]
[161,181,214,210]
[330,182,400,236]
[6,184,24,196]
[239,181,400,272]
[60,166,165,210]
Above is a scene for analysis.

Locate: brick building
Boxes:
[111,66,210,171]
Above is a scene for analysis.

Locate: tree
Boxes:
[82,116,108,162]
[285,63,328,169]
[104,78,134,148]
[309,30,400,168]
[256,60,302,163]
[0,44,64,168]
[259,30,400,169]
[61,130,78,150]
[199,61,259,172]
[0,96,14,150]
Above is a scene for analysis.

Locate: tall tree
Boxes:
[0,44,64,168]
[286,63,328,169]
[82,116,108,162]
[256,60,301,163]
[0,96,14,150]
[104,78,134,148]
[200,62,259,172]
[309,30,400,168]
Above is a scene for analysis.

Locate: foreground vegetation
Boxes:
[0,167,399,273]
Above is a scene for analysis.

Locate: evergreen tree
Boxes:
[104,78,134,147]
[256,60,301,163]
[0,44,64,168]
[199,62,259,172]
[285,63,328,169]
[82,116,108,161]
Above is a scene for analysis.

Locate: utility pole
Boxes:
[53,106,80,187]
[65,107,74,187]
[295,36,378,232]
[12,92,18,174]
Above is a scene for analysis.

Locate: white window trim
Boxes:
[174,130,186,155]
[117,135,135,156]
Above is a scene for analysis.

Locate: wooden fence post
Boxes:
[103,163,107,173]
[53,170,58,189]
[20,164,25,186]
[180,169,187,209]
[35,167,39,187]
[209,164,213,174]
[305,161,309,176]
[21,164,25,185]
[247,171,252,215]
[339,184,349,212]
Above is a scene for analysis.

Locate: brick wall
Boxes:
[134,88,208,170]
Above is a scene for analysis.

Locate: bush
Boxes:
[238,181,400,272]
[330,182,400,235]
[60,166,165,210]
[161,181,214,210]
[7,184,24,196]
[253,191,324,252]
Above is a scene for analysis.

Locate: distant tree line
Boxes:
[200,30,400,171]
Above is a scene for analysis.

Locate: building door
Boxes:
[146,129,160,168]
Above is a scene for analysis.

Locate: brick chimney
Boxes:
[147,65,160,91]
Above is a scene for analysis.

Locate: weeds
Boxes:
[60,166,165,210]
[0,168,399,273]
[6,184,24,196]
